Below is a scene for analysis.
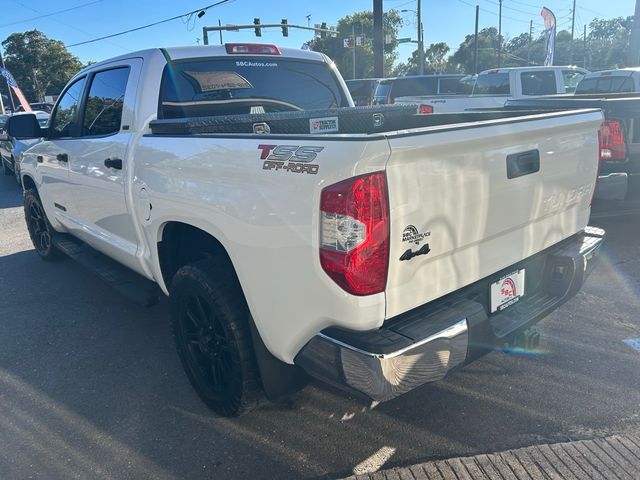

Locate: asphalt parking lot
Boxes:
[1,173,639,480]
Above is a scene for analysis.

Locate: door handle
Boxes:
[56,153,68,163]
[507,150,540,179]
[104,158,123,170]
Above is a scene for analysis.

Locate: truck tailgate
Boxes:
[384,109,602,318]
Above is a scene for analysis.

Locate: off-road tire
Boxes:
[170,257,263,417]
[24,189,63,261]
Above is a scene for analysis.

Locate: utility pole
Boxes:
[569,0,576,64]
[373,0,384,77]
[218,19,223,45]
[527,20,533,64]
[497,0,503,67]
[417,0,424,75]
[629,0,640,65]
[583,24,587,68]
[474,6,480,74]
[352,23,357,79]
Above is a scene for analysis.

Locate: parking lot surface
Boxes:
[1,173,639,479]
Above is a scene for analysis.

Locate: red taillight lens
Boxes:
[598,119,626,161]
[320,172,389,296]
[418,104,434,115]
[225,43,281,55]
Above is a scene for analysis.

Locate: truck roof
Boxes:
[76,44,330,74]
[584,67,640,77]
[481,66,588,74]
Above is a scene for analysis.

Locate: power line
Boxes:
[0,0,104,29]
[454,0,538,25]
[7,0,130,53]
[67,0,232,48]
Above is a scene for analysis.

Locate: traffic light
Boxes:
[281,18,288,37]
[254,18,261,37]
[320,22,327,39]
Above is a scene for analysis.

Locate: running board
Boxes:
[52,234,161,307]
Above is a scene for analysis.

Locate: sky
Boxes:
[0,0,635,67]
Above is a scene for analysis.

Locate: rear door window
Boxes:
[520,71,558,95]
[82,67,129,137]
[159,58,348,119]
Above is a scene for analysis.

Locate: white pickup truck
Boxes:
[8,44,604,417]
[396,66,588,114]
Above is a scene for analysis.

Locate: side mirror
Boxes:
[7,114,45,139]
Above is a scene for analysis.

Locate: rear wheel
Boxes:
[13,157,21,186]
[170,257,262,417]
[24,189,63,261]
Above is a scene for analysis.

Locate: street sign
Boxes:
[397,37,412,43]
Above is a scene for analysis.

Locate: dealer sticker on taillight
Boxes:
[490,269,525,313]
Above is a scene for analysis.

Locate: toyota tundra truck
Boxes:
[8,43,605,417]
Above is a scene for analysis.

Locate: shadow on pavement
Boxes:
[0,173,22,209]
[0,216,639,479]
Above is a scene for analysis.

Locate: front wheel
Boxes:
[170,258,262,417]
[1,157,11,176]
[24,189,63,261]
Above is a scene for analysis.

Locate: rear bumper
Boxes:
[592,172,640,218]
[295,227,605,402]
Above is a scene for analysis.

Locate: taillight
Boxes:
[225,43,281,55]
[418,104,434,115]
[320,172,389,296]
[598,119,626,161]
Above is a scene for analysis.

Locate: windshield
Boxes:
[159,57,348,119]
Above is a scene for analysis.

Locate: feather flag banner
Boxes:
[541,7,557,66]
[0,67,32,112]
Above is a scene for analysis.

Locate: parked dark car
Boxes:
[1,112,48,185]
[372,74,466,104]
[345,78,380,106]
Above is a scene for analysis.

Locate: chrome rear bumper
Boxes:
[296,319,469,402]
[295,227,605,403]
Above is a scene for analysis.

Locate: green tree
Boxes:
[392,42,450,76]
[586,16,633,69]
[448,27,501,73]
[307,10,404,79]
[1,30,84,103]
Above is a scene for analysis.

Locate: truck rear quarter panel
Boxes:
[134,134,390,363]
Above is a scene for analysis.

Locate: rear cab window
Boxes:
[473,73,510,95]
[391,77,438,99]
[159,57,349,119]
[438,77,461,94]
[520,71,558,96]
[576,75,635,94]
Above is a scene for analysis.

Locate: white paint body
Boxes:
[396,66,589,113]
[20,46,601,363]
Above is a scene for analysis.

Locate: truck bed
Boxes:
[139,106,603,361]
